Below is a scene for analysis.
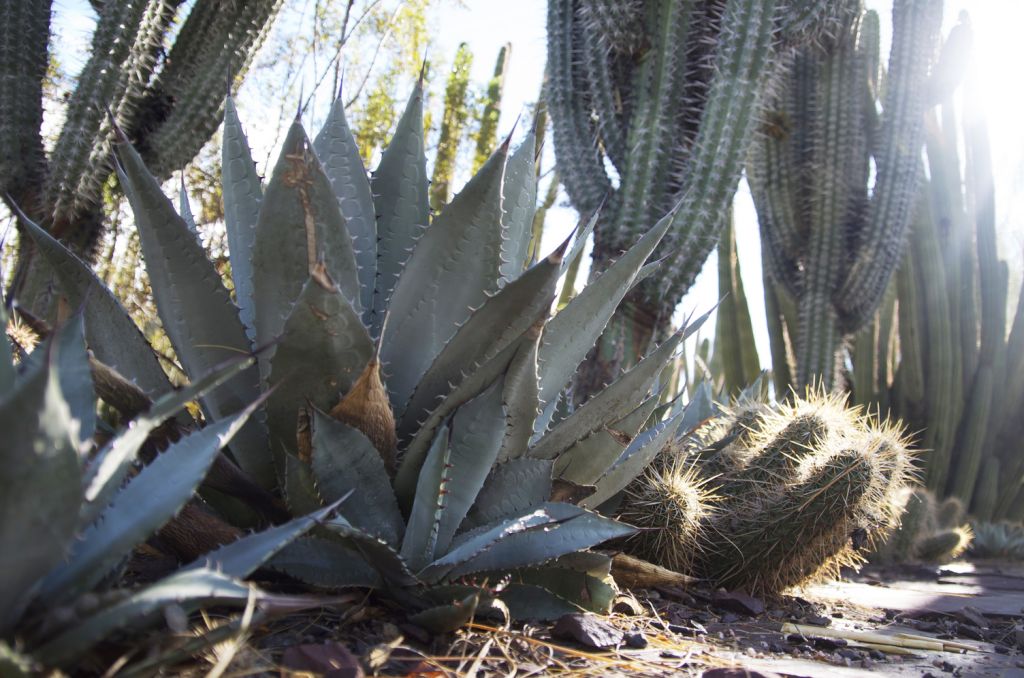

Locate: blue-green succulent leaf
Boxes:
[370,80,429,338]
[265,269,373,468]
[20,216,170,398]
[267,535,382,589]
[184,500,342,578]
[82,353,257,525]
[0,349,80,636]
[311,409,403,545]
[314,95,377,320]
[501,130,538,281]
[222,96,263,341]
[34,569,253,667]
[582,408,684,509]
[382,140,508,415]
[537,211,673,409]
[445,503,634,578]
[114,138,272,488]
[251,121,362,366]
[39,398,260,605]
[401,422,451,570]
[393,242,568,504]
[462,458,554,530]
[325,516,418,588]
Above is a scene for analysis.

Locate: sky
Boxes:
[49,0,1024,371]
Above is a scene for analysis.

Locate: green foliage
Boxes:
[28,84,711,627]
[748,0,943,389]
[430,43,474,209]
[621,391,914,596]
[547,0,857,392]
[473,43,511,174]
[969,521,1024,560]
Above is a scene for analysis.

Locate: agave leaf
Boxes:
[445,503,634,578]
[0,351,80,636]
[310,410,403,545]
[507,562,615,615]
[555,392,662,486]
[39,399,261,605]
[394,241,568,504]
[283,452,324,516]
[251,121,362,362]
[184,500,342,578]
[417,506,561,583]
[20,311,96,456]
[497,323,542,461]
[33,569,254,667]
[267,535,382,589]
[462,458,553,530]
[114,138,272,489]
[498,584,585,619]
[676,380,718,439]
[314,95,376,319]
[582,409,684,509]
[537,211,673,409]
[528,331,683,461]
[0,306,12,396]
[434,379,507,556]
[561,208,599,277]
[265,268,373,469]
[500,130,538,281]
[407,592,480,634]
[20,216,170,398]
[400,423,452,570]
[81,353,258,526]
[382,140,509,414]
[370,80,429,338]
[325,517,418,589]
[178,175,199,237]
[222,96,263,341]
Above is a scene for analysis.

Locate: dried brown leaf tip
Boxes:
[330,357,397,472]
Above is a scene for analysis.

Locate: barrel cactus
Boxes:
[869,489,972,564]
[620,391,914,596]
[22,82,709,626]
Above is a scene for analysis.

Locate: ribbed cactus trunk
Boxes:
[747,0,942,392]
[1,0,282,310]
[546,0,856,400]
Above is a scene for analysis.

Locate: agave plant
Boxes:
[0,303,338,668]
[23,81,709,626]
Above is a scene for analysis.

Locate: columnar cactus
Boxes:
[747,0,943,390]
[545,0,857,396]
[1,0,281,304]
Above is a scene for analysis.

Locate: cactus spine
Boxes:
[748,0,943,390]
[546,0,856,396]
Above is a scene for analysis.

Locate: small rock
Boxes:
[810,636,847,651]
[552,613,624,649]
[624,631,648,649]
[701,669,781,678]
[768,641,788,653]
[837,648,862,660]
[713,590,765,616]
[804,614,831,626]
[957,605,989,629]
[281,642,365,678]
[745,646,757,657]
[721,612,741,624]
[957,624,985,641]
[869,649,886,661]
[995,644,1011,654]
